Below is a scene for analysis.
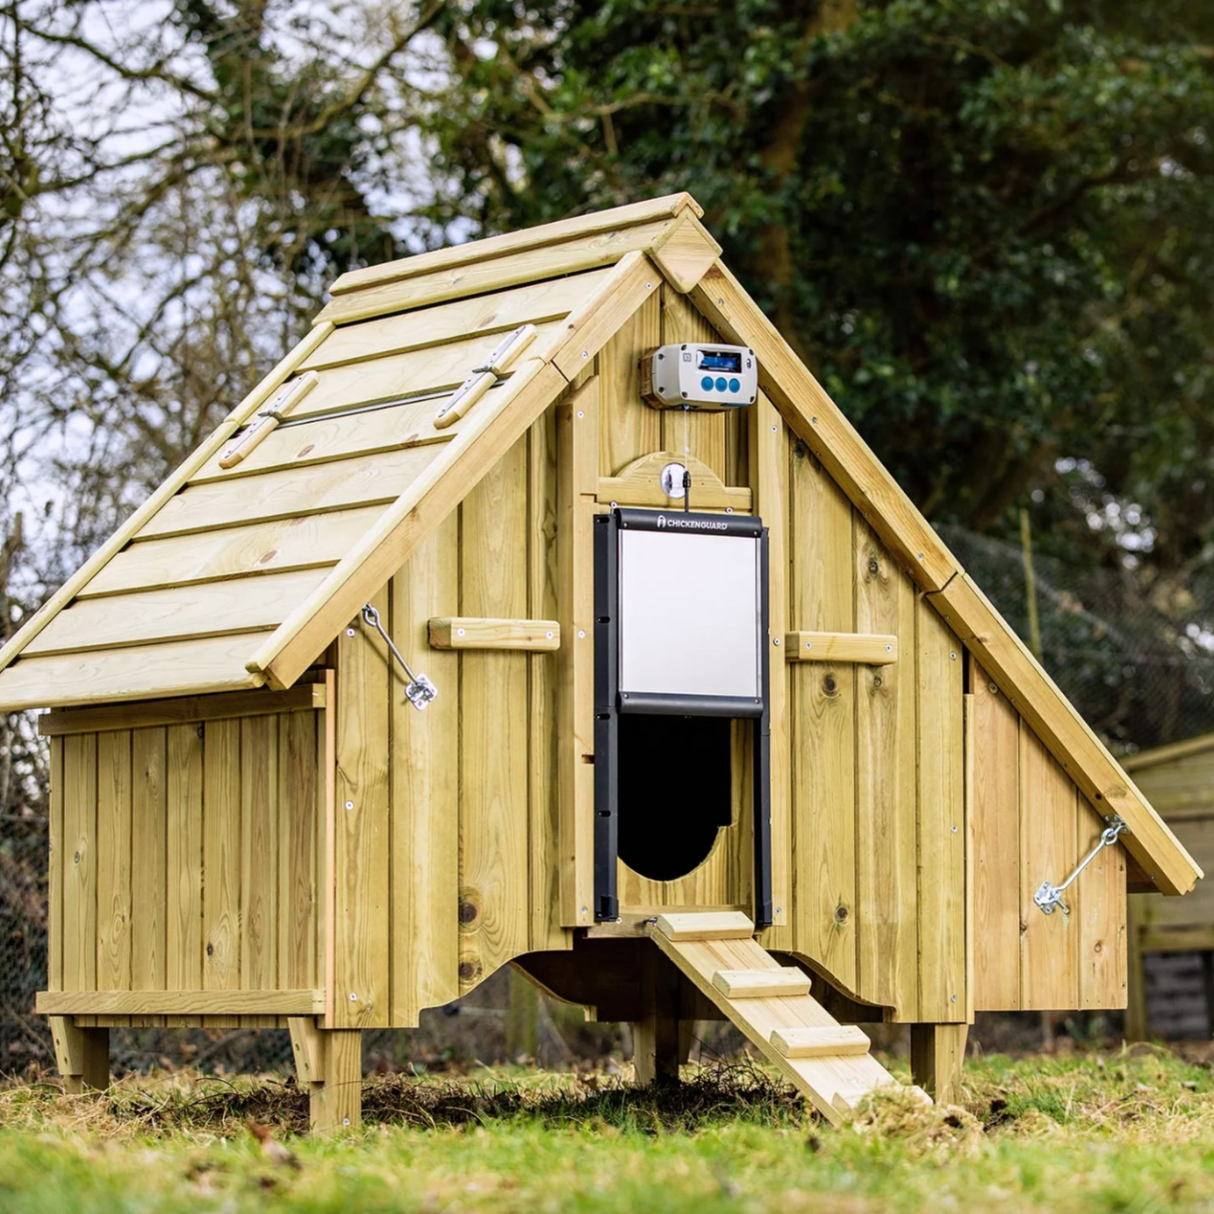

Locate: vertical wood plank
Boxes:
[527,407,565,950]
[240,716,278,995]
[279,709,319,991]
[916,599,966,1021]
[320,669,336,1022]
[751,392,789,945]
[202,718,241,993]
[970,668,1022,1011]
[660,288,727,479]
[131,728,167,994]
[334,589,391,1027]
[62,734,97,993]
[1019,723,1078,1010]
[598,292,660,477]
[390,516,460,1023]
[855,522,918,1020]
[789,445,856,990]
[95,731,131,992]
[1078,796,1127,1009]
[166,722,204,1007]
[48,736,64,992]
[460,435,531,991]
[557,378,599,927]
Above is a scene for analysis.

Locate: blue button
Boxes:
[715,377,728,392]
[728,377,741,393]
[700,375,714,392]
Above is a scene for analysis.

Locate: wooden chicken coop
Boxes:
[0,194,1200,1131]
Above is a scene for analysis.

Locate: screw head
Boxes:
[343,1117,351,1126]
[349,992,358,1001]
[581,351,588,359]
[773,638,781,646]
[457,628,466,637]
[345,800,354,811]
[546,631,554,639]
[578,630,586,639]
[577,410,585,419]
[346,628,355,636]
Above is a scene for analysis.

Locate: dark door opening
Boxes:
[616,714,732,881]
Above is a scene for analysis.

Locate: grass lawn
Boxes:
[1,1047,1213,1213]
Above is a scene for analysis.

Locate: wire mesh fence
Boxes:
[3,526,1214,1074]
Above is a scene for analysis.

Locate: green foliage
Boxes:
[427,1,1214,567]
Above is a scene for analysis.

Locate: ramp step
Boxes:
[655,911,754,942]
[771,1025,870,1059]
[712,967,810,999]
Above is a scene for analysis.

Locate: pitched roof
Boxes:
[0,192,1199,895]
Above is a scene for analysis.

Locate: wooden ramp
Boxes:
[652,912,922,1124]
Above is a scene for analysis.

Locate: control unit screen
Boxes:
[698,350,742,373]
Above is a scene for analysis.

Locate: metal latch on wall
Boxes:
[433,324,537,430]
[1033,816,1128,915]
[361,603,437,710]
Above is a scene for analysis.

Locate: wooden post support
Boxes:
[631,945,683,1086]
[910,1023,968,1105]
[49,1017,109,1094]
[1124,895,1149,1042]
[289,1019,362,1132]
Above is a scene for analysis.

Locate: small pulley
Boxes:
[361,603,437,711]
[1033,816,1127,916]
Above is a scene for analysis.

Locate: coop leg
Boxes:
[50,1017,109,1094]
[631,946,682,1086]
[1124,899,1148,1042]
[910,1023,968,1105]
[289,1018,362,1133]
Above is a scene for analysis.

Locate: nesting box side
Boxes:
[38,685,330,1030]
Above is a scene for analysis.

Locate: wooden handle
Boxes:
[218,371,319,469]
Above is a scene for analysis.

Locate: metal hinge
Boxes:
[361,603,437,710]
[1033,816,1127,916]
[433,324,537,429]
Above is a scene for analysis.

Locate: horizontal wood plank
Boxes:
[0,634,268,712]
[328,193,699,297]
[712,967,811,999]
[40,684,326,736]
[784,631,898,665]
[192,397,456,484]
[427,617,560,652]
[287,322,564,422]
[25,568,330,656]
[81,506,388,598]
[655,911,755,941]
[320,219,680,325]
[140,445,444,540]
[771,1025,871,1059]
[37,989,324,1015]
[301,271,608,371]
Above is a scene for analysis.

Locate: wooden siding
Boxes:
[970,664,1127,1011]
[332,412,573,1024]
[50,698,326,1028]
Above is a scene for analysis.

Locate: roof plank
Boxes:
[286,323,564,421]
[0,634,269,712]
[141,444,445,539]
[24,567,329,657]
[328,193,699,297]
[81,506,387,599]
[315,218,679,326]
[300,269,610,372]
